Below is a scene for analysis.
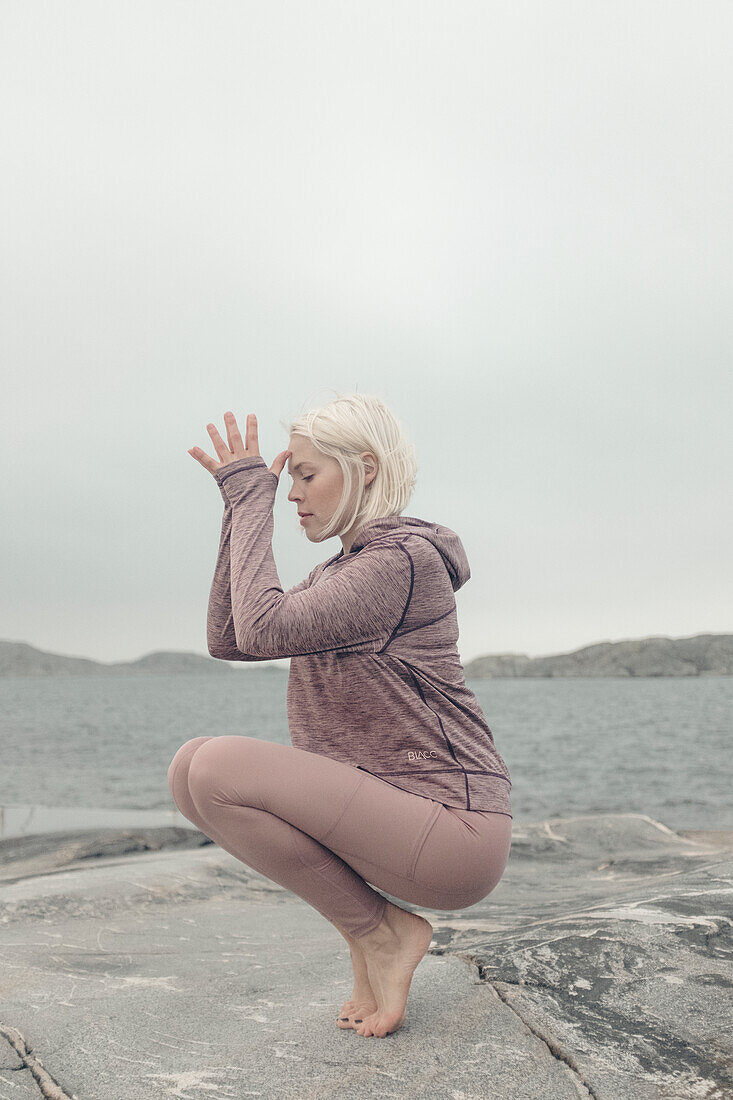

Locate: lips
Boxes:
[298,512,312,517]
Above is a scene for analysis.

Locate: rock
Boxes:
[433,814,733,1098]
[0,814,730,1098]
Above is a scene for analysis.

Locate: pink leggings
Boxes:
[167,735,512,939]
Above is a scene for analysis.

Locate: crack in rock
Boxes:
[0,1023,78,1099]
[445,949,600,1100]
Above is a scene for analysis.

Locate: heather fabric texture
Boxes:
[207,455,512,815]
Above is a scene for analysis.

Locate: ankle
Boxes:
[334,922,358,947]
[355,908,399,947]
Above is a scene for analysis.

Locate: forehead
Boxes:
[287,438,321,472]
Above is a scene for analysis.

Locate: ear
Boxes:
[362,452,378,487]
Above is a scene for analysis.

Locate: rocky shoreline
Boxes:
[1,813,731,1097]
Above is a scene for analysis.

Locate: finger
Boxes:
[188,447,218,475]
[270,449,292,478]
[206,422,232,463]
[246,413,260,455]
[223,410,245,454]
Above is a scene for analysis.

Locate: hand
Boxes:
[188,411,291,480]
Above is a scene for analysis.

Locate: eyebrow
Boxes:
[287,461,315,474]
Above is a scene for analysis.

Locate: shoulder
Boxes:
[361,532,447,583]
[383,533,455,593]
[317,531,442,575]
[319,534,414,580]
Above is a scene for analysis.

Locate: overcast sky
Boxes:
[2,1,731,668]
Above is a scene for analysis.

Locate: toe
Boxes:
[358,1013,378,1037]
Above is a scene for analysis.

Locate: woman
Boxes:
[168,391,512,1039]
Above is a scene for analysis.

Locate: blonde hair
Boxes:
[280,390,418,541]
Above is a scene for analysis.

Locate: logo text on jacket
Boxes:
[407,750,439,762]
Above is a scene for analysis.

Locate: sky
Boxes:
[1,1,731,668]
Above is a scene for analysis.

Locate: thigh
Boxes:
[310,784,511,910]
[185,735,442,883]
[408,806,513,909]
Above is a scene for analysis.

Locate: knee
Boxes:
[186,734,264,813]
[185,735,251,809]
[167,736,212,798]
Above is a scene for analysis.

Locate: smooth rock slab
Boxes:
[0,857,583,1099]
[0,813,731,1098]
[434,814,733,1099]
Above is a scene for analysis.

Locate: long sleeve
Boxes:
[213,456,413,660]
[207,471,313,661]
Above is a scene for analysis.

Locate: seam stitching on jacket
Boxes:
[368,767,511,781]
[398,661,469,782]
[390,654,507,750]
[394,603,456,639]
[377,541,415,653]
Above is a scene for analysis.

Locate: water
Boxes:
[0,670,730,838]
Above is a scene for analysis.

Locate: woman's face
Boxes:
[286,436,377,550]
[286,436,345,541]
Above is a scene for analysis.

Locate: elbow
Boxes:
[234,626,280,660]
[207,629,234,660]
[235,625,262,657]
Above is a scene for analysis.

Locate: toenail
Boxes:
[339,1017,349,1021]
[354,1019,362,1023]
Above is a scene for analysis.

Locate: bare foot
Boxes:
[333,928,378,1031]
[351,900,434,1038]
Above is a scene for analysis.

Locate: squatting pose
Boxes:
[168,391,512,1039]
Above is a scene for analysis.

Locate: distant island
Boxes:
[1,633,730,678]
[0,642,274,679]
[463,633,732,678]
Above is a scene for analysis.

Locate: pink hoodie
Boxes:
[207,456,512,816]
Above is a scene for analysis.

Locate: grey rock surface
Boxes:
[434,814,733,1099]
[1,813,731,1099]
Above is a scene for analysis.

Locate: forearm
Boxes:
[226,477,293,653]
[206,488,273,662]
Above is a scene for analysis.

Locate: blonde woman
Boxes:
[168,392,512,1038]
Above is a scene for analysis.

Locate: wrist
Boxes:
[214,456,267,485]
[214,456,277,508]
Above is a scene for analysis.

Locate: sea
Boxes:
[1,670,731,839]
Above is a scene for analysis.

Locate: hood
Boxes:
[342,515,471,592]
